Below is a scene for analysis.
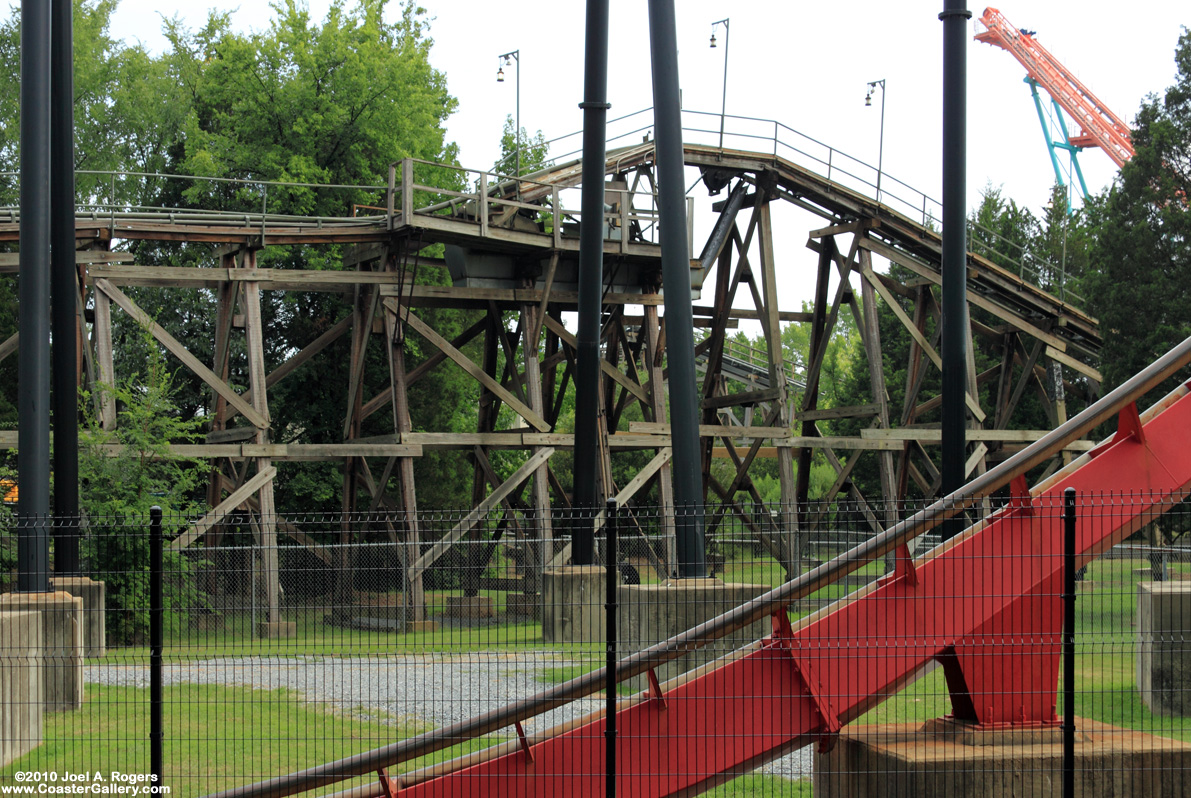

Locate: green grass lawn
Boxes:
[0,684,807,797]
[0,684,500,797]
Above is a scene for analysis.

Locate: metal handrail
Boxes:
[209,334,1191,798]
[1,110,1084,306]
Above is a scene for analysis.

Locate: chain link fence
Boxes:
[1,496,1190,796]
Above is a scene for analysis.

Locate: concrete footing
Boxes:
[52,577,106,657]
[0,611,42,765]
[543,566,605,643]
[1137,581,1191,714]
[446,596,494,618]
[0,592,83,712]
[506,593,540,619]
[618,578,769,688]
[814,718,1191,797]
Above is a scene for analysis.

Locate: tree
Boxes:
[493,115,550,177]
[1085,28,1191,392]
[80,338,207,644]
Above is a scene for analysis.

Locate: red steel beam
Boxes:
[402,388,1191,797]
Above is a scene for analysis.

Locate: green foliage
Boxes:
[80,339,207,644]
[494,115,550,177]
[1085,28,1191,392]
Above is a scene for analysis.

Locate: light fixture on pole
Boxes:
[710,18,729,150]
[865,78,886,204]
[497,50,521,179]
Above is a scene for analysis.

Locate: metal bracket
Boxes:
[770,611,842,753]
[646,667,668,709]
[376,768,400,798]
[514,721,534,763]
[878,543,919,588]
[1113,401,1146,445]
[1009,474,1033,513]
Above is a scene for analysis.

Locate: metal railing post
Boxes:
[604,498,618,798]
[401,159,414,220]
[1062,487,1076,798]
[149,505,164,790]
[387,163,396,227]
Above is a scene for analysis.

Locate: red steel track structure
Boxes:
[399,396,1191,797]
[216,338,1191,798]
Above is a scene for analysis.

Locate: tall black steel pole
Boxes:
[1062,487,1077,798]
[572,0,611,565]
[604,498,618,798]
[52,0,79,575]
[150,506,164,788]
[939,0,971,538]
[17,0,53,592]
[648,0,706,577]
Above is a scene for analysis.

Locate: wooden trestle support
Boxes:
[0,144,1102,626]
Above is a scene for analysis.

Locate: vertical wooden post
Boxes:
[1047,358,1071,466]
[796,236,834,524]
[757,201,798,574]
[521,301,553,587]
[93,287,116,431]
[241,249,281,630]
[383,266,425,621]
[858,248,897,526]
[643,302,676,572]
[401,159,414,221]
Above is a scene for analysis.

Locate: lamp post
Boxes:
[865,79,886,203]
[710,19,729,150]
[497,50,520,178]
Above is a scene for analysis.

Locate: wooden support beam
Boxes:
[859,238,1071,354]
[628,422,790,438]
[399,305,551,432]
[343,284,380,438]
[858,427,1094,447]
[700,386,784,410]
[545,447,674,569]
[796,403,882,422]
[408,447,554,580]
[93,287,116,430]
[170,465,278,550]
[1045,345,1102,383]
[95,278,269,429]
[0,332,17,364]
[542,314,650,405]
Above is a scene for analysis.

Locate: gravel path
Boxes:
[87,656,812,779]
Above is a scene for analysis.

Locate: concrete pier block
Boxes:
[618,578,769,688]
[0,592,83,712]
[0,611,42,766]
[506,593,541,619]
[543,566,605,643]
[52,576,106,657]
[815,718,1191,797]
[445,596,494,619]
[1137,581,1191,715]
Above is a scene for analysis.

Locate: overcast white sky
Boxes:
[93,0,1186,213]
[10,0,1187,311]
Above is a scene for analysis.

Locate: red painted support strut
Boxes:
[402,386,1191,797]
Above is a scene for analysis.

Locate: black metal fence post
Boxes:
[1063,487,1076,798]
[605,498,618,798]
[150,506,164,789]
